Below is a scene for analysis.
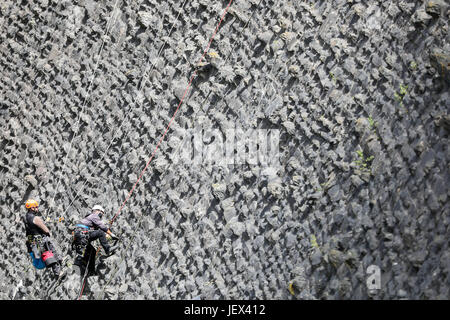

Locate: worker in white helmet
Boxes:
[72,205,119,258]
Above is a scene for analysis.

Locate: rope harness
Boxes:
[71,225,91,258]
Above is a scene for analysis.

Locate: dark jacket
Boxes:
[80,213,109,233]
[23,211,48,237]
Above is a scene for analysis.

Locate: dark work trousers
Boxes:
[88,229,111,253]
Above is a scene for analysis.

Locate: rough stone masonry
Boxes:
[0,0,449,300]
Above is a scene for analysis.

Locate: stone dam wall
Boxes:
[0,0,449,299]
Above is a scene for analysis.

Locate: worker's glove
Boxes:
[107,232,119,241]
[109,233,119,240]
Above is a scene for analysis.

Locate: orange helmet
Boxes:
[25,199,39,209]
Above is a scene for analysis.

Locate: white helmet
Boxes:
[92,205,105,213]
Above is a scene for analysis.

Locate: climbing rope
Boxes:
[76,245,96,300]
[110,0,234,224]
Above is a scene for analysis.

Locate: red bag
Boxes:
[41,250,57,267]
[42,250,54,261]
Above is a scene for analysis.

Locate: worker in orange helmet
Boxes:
[23,199,63,277]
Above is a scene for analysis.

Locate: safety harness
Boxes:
[71,224,90,257]
[26,234,43,259]
[23,212,45,257]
